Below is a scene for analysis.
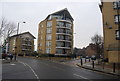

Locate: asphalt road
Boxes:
[2,57,120,81]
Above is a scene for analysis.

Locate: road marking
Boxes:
[19,61,40,80]
[10,64,16,65]
[19,61,26,66]
[73,73,88,79]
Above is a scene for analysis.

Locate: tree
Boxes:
[91,33,103,63]
[0,18,17,45]
[0,18,7,38]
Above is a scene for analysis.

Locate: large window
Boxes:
[47,28,52,33]
[46,34,52,40]
[116,30,120,40]
[56,42,64,47]
[113,1,120,9]
[57,21,71,28]
[57,22,64,26]
[47,21,52,27]
[46,48,51,53]
[46,41,51,47]
[56,35,64,40]
[57,29,65,33]
[66,23,71,28]
[56,49,63,54]
[114,15,120,23]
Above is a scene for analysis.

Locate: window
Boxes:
[56,49,63,54]
[46,34,52,40]
[116,30,120,40]
[46,48,51,53]
[46,41,51,47]
[56,42,64,47]
[113,1,120,9]
[57,22,64,26]
[47,28,52,33]
[66,23,71,28]
[114,15,120,23]
[56,35,64,40]
[57,29,64,33]
[47,21,52,27]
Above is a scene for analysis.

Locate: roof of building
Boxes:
[46,8,74,21]
[9,32,36,39]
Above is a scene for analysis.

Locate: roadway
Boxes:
[2,57,119,81]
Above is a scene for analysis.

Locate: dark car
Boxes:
[91,55,96,60]
[7,54,13,58]
[85,56,90,59]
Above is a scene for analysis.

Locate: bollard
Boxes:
[113,63,115,73]
[102,62,104,69]
[89,58,90,62]
[92,61,94,69]
[81,58,83,66]
[85,58,87,63]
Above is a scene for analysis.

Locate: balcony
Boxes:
[56,30,72,35]
[55,48,71,55]
[56,19,72,24]
[106,43,120,51]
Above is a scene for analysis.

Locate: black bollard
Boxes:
[113,63,115,73]
[92,61,94,69]
[81,58,83,66]
[89,58,90,62]
[85,58,87,63]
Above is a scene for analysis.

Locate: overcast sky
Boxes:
[0,0,103,50]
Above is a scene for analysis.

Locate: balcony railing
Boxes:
[106,43,120,51]
[56,19,72,24]
[56,47,71,49]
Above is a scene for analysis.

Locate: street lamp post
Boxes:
[14,22,26,60]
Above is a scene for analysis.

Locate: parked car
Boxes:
[85,56,90,59]
[91,55,96,60]
[2,53,8,59]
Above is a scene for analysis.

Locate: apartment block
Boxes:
[101,1,120,63]
[8,32,36,56]
[37,8,74,56]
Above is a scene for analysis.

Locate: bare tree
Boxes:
[0,18,7,38]
[0,18,17,45]
[3,22,17,40]
[91,33,103,64]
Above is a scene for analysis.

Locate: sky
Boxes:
[0,0,103,50]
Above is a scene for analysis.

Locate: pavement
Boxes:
[57,58,120,76]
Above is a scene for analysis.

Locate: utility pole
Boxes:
[14,22,26,60]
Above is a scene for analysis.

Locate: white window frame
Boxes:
[46,48,51,53]
[46,28,52,34]
[46,41,51,47]
[47,21,52,27]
